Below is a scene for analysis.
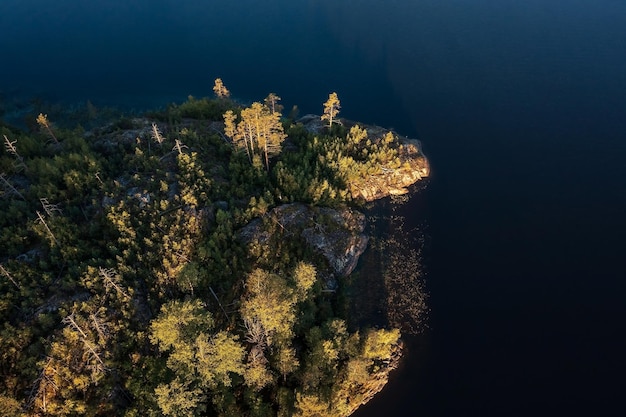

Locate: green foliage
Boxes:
[155,377,205,417]
[149,300,214,352]
[241,269,297,346]
[0,93,411,417]
[363,328,401,361]
[195,331,246,387]
[269,122,405,206]
[167,95,235,121]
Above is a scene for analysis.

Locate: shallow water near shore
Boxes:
[2,1,626,416]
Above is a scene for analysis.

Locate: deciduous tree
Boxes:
[240,269,296,346]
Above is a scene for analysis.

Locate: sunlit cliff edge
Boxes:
[298,114,430,202]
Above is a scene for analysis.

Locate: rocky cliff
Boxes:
[298,114,430,202]
[238,203,369,280]
[350,137,429,201]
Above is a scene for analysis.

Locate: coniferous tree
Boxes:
[213,78,231,99]
[321,92,341,128]
[223,102,286,171]
[264,93,283,115]
[36,113,59,144]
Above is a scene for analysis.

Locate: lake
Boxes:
[2,1,625,416]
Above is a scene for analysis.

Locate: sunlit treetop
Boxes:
[213,78,230,99]
[321,92,341,128]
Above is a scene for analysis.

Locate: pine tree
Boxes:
[264,93,283,115]
[223,102,286,171]
[36,113,59,144]
[321,92,341,128]
[213,78,231,99]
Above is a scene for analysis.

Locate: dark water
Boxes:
[2,1,626,415]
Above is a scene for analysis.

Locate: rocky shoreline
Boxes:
[298,114,430,201]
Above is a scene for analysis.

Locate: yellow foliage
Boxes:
[362,328,400,361]
[36,113,50,129]
[223,102,286,170]
[213,78,230,98]
[241,269,296,345]
[195,331,245,387]
[321,92,341,128]
[294,392,331,417]
[244,361,274,390]
[149,299,213,351]
[347,125,367,145]
[293,262,316,300]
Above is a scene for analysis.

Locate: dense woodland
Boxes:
[0,81,423,416]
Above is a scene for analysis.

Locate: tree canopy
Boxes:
[0,83,426,416]
[223,101,286,171]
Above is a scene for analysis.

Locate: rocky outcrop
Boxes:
[298,115,430,202]
[350,138,429,202]
[238,203,368,279]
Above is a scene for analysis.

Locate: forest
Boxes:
[0,80,427,417]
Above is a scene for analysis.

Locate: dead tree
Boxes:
[40,198,62,216]
[244,316,268,348]
[62,312,107,378]
[151,123,165,145]
[0,173,25,200]
[209,286,229,319]
[99,267,129,298]
[84,344,106,382]
[36,210,58,246]
[0,263,20,289]
[27,358,58,414]
[62,313,88,339]
[3,134,25,170]
[3,134,18,156]
[173,139,188,155]
[244,316,269,368]
[90,312,110,343]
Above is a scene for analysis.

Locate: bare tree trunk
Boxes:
[0,173,25,200]
[209,286,229,319]
[0,264,20,289]
[36,211,58,245]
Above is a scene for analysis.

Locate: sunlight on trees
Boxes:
[265,93,283,115]
[321,92,341,128]
[241,269,296,346]
[155,377,205,417]
[213,78,231,98]
[223,102,286,171]
[0,88,424,416]
[36,113,59,144]
[149,300,214,352]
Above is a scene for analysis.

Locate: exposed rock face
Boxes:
[298,115,430,202]
[350,138,429,202]
[238,203,368,278]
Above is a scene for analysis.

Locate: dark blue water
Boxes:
[2,1,625,415]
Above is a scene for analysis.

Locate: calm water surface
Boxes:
[2,1,625,416]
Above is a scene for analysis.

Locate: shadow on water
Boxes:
[349,184,433,417]
[348,186,430,334]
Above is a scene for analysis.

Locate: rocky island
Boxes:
[0,84,428,416]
